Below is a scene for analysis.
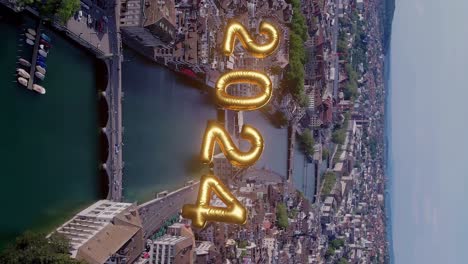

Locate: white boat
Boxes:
[38,49,48,58]
[33,84,46,94]
[25,39,34,45]
[35,71,45,80]
[17,77,28,87]
[17,68,30,79]
[36,65,46,75]
[27,28,36,36]
[25,32,35,40]
[19,58,31,67]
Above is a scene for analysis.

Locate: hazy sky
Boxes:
[390,0,468,263]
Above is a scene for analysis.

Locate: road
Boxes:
[331,0,341,99]
[138,181,200,238]
[104,0,124,202]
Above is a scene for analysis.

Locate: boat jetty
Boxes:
[16,20,51,95]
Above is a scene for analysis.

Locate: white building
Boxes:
[54,200,144,264]
[152,235,194,264]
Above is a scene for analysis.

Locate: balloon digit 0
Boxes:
[215,70,273,111]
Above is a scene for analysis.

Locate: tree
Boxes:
[272,110,288,128]
[283,0,309,107]
[330,238,345,249]
[299,128,315,156]
[276,203,289,229]
[322,148,330,161]
[238,240,248,248]
[321,172,336,196]
[332,129,346,145]
[0,231,83,264]
[56,0,81,24]
[269,65,283,75]
[325,247,335,259]
[17,0,80,23]
[338,258,349,264]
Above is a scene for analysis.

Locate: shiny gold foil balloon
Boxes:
[216,71,272,111]
[223,20,280,58]
[182,174,247,228]
[200,120,264,167]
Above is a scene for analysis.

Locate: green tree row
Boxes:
[0,231,83,264]
[321,171,336,196]
[276,203,289,229]
[18,0,80,24]
[283,0,309,106]
[299,128,315,156]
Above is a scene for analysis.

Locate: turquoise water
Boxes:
[0,8,101,248]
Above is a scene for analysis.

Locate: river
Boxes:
[0,7,101,248]
[122,51,316,203]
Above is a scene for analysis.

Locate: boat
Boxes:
[40,39,50,47]
[17,77,28,87]
[25,32,35,40]
[35,71,45,80]
[27,28,36,36]
[36,65,46,75]
[40,33,51,43]
[17,68,30,79]
[36,61,47,68]
[38,49,48,58]
[39,44,49,52]
[19,58,31,67]
[33,84,46,94]
[38,55,46,61]
[25,39,34,46]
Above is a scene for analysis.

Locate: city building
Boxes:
[151,223,195,264]
[54,200,144,264]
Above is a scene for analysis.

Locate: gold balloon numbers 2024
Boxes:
[182,20,280,228]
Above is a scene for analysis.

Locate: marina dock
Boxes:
[26,20,42,90]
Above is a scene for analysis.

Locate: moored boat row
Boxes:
[16,28,51,95]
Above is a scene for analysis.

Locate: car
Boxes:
[78,10,83,21]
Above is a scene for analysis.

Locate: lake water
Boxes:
[0,7,101,248]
